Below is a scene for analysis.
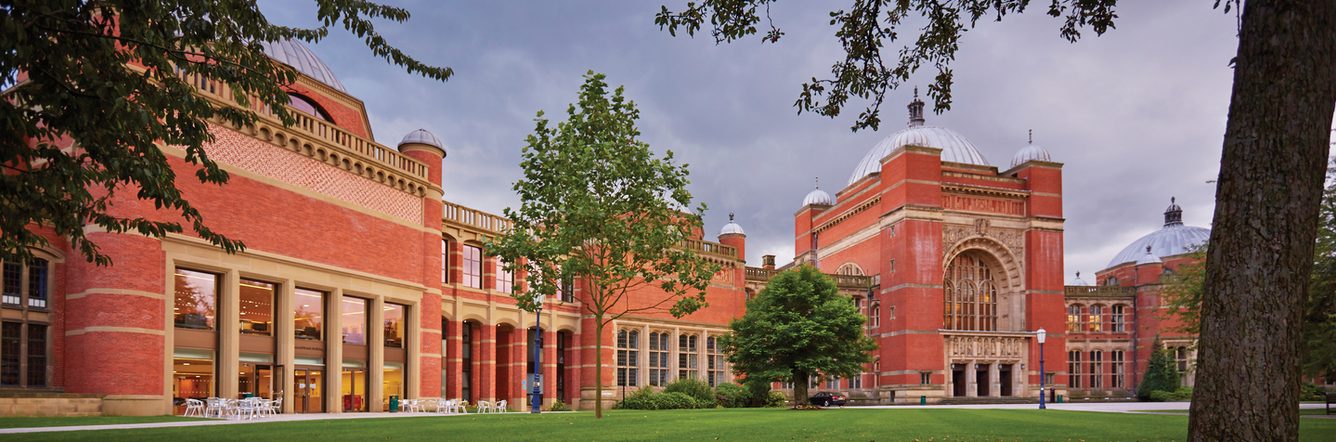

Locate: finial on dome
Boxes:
[1164,196,1184,226]
[815,176,820,189]
[908,87,926,127]
[1076,271,1081,279]
[1028,129,1033,144]
[729,211,735,222]
[1146,245,1153,254]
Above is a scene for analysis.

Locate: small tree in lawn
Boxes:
[487,71,720,419]
[1137,340,1181,401]
[722,265,876,408]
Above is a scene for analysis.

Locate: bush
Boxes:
[714,383,749,408]
[548,399,570,411]
[744,377,774,407]
[615,386,705,410]
[765,391,788,408]
[665,378,716,407]
[1301,383,1327,401]
[1147,387,1193,402]
[1138,348,1181,401]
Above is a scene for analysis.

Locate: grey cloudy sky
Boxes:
[263,1,1247,282]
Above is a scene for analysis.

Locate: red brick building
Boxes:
[3,40,748,415]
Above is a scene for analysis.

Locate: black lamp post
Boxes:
[530,294,545,414]
[1037,328,1047,410]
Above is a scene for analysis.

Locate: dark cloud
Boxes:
[262,1,1241,281]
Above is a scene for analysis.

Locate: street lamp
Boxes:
[530,293,546,414]
[1037,328,1047,410]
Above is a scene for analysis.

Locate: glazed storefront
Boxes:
[164,238,423,415]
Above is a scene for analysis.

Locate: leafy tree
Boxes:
[1160,245,1208,335]
[486,71,720,419]
[1137,341,1181,401]
[721,265,876,408]
[656,1,1335,437]
[0,0,451,265]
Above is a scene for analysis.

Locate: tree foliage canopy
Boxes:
[655,0,1117,131]
[485,71,721,417]
[721,265,876,406]
[0,0,450,265]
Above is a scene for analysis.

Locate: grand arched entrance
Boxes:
[941,244,1029,398]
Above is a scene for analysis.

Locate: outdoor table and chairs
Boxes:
[195,396,282,420]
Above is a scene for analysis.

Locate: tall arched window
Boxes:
[1067,304,1083,333]
[288,93,334,122]
[616,329,640,387]
[943,252,998,331]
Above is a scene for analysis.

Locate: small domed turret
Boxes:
[1010,130,1052,168]
[399,128,444,152]
[1136,246,1163,265]
[802,177,834,206]
[720,212,745,236]
[1071,271,1091,286]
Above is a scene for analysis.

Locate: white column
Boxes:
[640,324,650,387]
[278,279,296,412]
[327,289,344,412]
[369,296,385,411]
[965,361,977,398]
[220,270,241,399]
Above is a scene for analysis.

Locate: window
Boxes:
[26,259,46,309]
[384,303,405,348]
[1068,350,1082,388]
[1,322,18,386]
[836,263,864,276]
[441,239,450,284]
[495,259,514,294]
[616,329,639,387]
[1,260,49,309]
[239,279,275,335]
[943,253,998,331]
[294,289,324,341]
[1067,304,1083,333]
[2,262,20,305]
[342,297,367,345]
[559,271,575,303]
[1089,350,1103,388]
[870,304,881,329]
[1111,350,1125,389]
[1111,305,1126,332]
[174,269,218,330]
[462,245,482,289]
[1104,276,1118,286]
[26,324,46,387]
[1088,305,1103,333]
[920,371,931,385]
[288,93,334,122]
[649,332,669,386]
[850,373,863,389]
[678,334,699,379]
[707,336,725,387]
[1173,346,1190,384]
[825,376,839,389]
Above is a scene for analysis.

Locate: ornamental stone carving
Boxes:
[943,223,1025,263]
[946,335,1026,360]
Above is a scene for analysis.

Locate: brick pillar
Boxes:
[444,319,462,398]
[418,295,442,399]
[478,323,496,402]
[542,328,556,407]
[510,326,526,409]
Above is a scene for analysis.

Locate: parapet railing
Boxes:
[177,69,431,183]
[1064,285,1135,297]
[683,238,738,260]
[744,266,875,289]
[442,201,512,234]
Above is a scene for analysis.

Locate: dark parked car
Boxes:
[809,392,847,407]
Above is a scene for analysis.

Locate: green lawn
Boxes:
[0,415,203,429]
[1135,408,1332,416]
[1,408,1333,441]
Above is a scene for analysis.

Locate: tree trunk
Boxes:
[1189,1,1336,440]
[594,317,605,419]
[792,369,808,409]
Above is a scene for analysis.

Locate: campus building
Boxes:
[3,40,748,416]
[3,40,1214,416]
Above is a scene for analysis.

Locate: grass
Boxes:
[1135,408,1333,416]
[1,408,1333,441]
[0,415,203,429]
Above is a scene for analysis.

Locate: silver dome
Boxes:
[849,90,989,186]
[719,212,745,236]
[1070,271,1091,286]
[261,39,347,93]
[1107,198,1210,268]
[803,188,834,206]
[1010,143,1052,168]
[398,128,444,151]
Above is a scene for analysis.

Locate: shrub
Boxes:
[1301,383,1327,401]
[548,399,570,411]
[657,392,703,410]
[1147,387,1193,402]
[1137,347,1181,401]
[765,391,788,408]
[616,386,660,410]
[744,377,774,407]
[714,383,749,408]
[665,378,716,407]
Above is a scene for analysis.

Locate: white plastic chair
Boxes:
[435,399,453,414]
[476,400,491,414]
[204,397,225,418]
[494,399,508,413]
[183,398,205,417]
[269,396,283,416]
